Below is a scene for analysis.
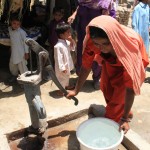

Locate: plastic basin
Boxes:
[76,117,124,150]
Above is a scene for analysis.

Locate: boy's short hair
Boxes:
[53,6,64,15]
[55,22,71,37]
[89,26,108,39]
[10,16,21,22]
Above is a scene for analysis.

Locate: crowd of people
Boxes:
[7,0,149,134]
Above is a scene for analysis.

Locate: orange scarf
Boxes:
[83,15,149,95]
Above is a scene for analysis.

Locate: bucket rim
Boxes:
[76,117,124,150]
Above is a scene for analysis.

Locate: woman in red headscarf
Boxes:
[66,15,149,133]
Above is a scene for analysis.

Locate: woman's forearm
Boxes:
[68,6,79,24]
[122,88,135,119]
[74,67,91,94]
[72,6,78,17]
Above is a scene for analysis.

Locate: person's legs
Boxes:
[9,59,18,82]
[65,74,74,88]
[76,6,102,76]
[76,24,85,75]
[48,47,55,69]
[18,60,28,74]
[88,104,133,121]
[9,60,18,76]
[105,102,124,123]
[56,72,70,96]
[76,6,88,75]
[87,9,102,89]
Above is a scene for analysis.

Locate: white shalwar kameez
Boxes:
[8,27,29,76]
[54,39,75,88]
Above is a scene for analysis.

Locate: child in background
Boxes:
[132,0,150,55]
[54,22,75,96]
[8,17,29,82]
[48,7,65,68]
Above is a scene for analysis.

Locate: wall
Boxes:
[116,0,135,26]
[116,3,132,26]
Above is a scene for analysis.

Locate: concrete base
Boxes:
[0,131,10,150]
[4,109,150,150]
[123,129,150,150]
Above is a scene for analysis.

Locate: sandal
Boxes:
[65,85,75,90]
[57,90,64,96]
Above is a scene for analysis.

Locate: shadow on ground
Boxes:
[144,77,150,84]
[0,68,24,99]
[0,68,51,99]
[1,67,99,100]
[69,77,97,93]
[10,130,79,150]
[17,136,45,150]
[48,130,80,150]
[49,76,98,99]
[49,90,64,99]
[146,67,150,72]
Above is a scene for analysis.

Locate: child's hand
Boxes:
[67,36,73,42]
[62,70,67,73]
[24,53,29,60]
[67,36,75,47]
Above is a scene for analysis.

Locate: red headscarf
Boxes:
[83,15,149,95]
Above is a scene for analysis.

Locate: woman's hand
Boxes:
[66,90,77,99]
[68,15,75,24]
[67,7,78,24]
[119,120,130,134]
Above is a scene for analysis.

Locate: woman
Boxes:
[66,16,149,133]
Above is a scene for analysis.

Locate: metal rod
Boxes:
[29,48,33,74]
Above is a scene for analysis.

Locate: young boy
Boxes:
[48,7,65,68]
[8,17,29,82]
[54,22,75,96]
[132,0,150,55]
